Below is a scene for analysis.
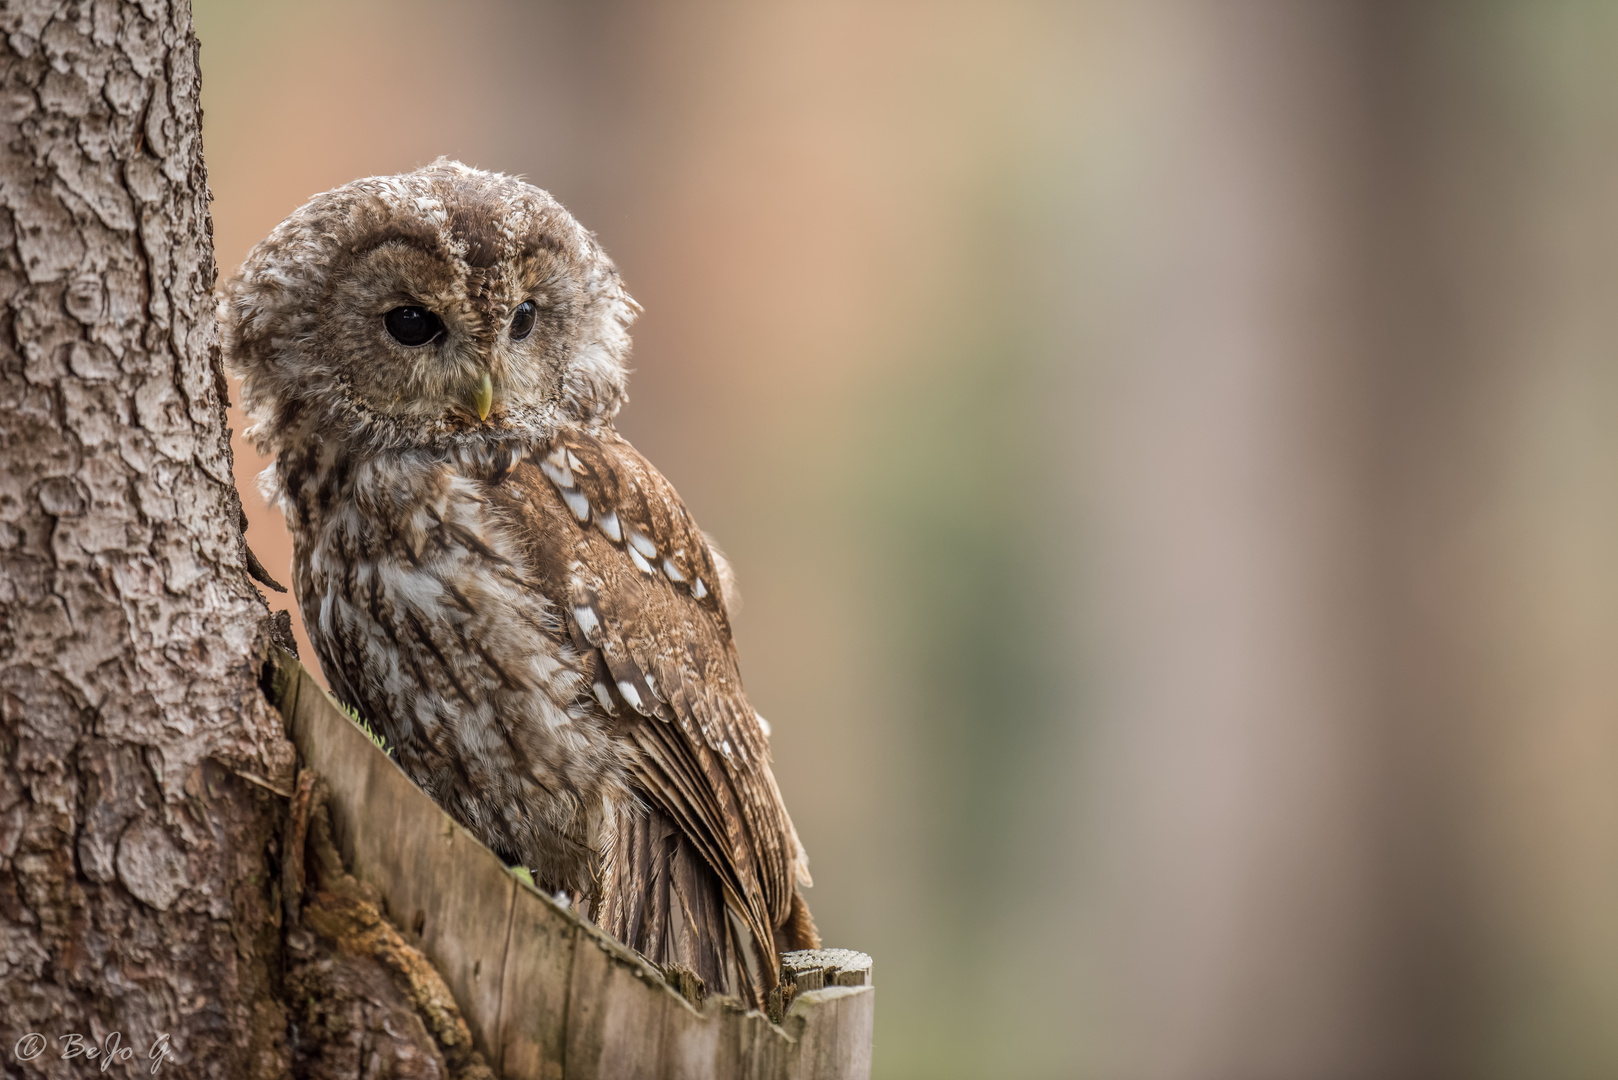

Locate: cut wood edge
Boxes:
[264,647,873,1080]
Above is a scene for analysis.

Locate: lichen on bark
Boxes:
[283,773,496,1080]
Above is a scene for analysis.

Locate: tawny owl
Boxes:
[224,160,817,1005]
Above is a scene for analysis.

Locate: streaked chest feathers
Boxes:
[286,438,627,894]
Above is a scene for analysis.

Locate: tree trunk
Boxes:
[0,7,552,1077]
[0,2,293,1074]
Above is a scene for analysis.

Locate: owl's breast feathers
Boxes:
[487,428,817,995]
[284,437,630,899]
[283,424,814,1002]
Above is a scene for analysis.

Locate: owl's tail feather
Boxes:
[598,805,744,1004]
[777,889,821,954]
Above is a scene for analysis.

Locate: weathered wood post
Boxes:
[269,649,875,1080]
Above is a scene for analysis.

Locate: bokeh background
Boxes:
[196,2,1618,1077]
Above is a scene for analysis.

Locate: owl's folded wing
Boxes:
[493,427,804,984]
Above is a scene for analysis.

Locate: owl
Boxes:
[224,160,817,1006]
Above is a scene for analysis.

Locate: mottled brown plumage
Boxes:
[223,160,816,1004]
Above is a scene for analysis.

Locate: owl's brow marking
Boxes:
[349,234,445,265]
[449,209,503,271]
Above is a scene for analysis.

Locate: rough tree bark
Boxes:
[0,0,296,1075]
[0,5,523,1077]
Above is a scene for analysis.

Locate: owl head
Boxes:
[223,160,639,460]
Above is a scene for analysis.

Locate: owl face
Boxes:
[225,161,639,457]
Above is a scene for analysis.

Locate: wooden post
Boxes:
[267,649,874,1079]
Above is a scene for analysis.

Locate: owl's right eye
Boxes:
[383,306,445,347]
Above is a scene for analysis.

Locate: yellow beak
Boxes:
[470,370,493,422]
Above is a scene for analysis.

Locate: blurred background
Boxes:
[196,2,1618,1077]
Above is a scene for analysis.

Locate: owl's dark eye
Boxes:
[509,300,537,342]
[383,306,444,347]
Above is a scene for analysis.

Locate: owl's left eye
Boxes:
[509,301,537,342]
